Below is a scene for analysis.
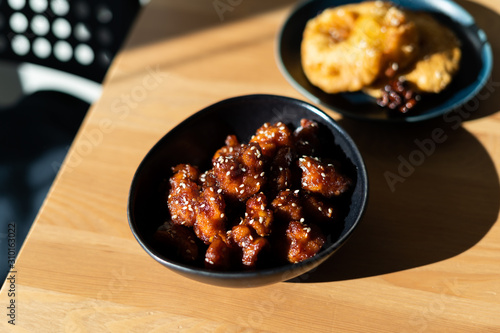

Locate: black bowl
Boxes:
[128,94,368,287]
[277,0,493,122]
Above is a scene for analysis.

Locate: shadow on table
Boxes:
[0,92,88,281]
[291,117,499,283]
[126,0,299,49]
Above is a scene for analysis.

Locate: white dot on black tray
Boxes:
[53,40,72,61]
[51,0,69,16]
[8,0,26,11]
[29,0,48,13]
[74,22,91,42]
[10,12,28,33]
[33,37,51,58]
[31,14,50,36]
[75,43,94,65]
[52,17,71,39]
[11,34,30,56]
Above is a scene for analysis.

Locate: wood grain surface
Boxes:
[1,0,499,331]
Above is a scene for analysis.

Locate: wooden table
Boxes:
[2,0,500,331]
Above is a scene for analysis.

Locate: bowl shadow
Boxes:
[126,0,299,50]
[290,118,500,282]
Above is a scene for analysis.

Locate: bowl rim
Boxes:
[127,94,369,282]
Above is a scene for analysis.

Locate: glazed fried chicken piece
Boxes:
[243,192,273,237]
[301,192,338,223]
[194,186,227,244]
[271,189,304,222]
[199,169,217,188]
[167,164,200,227]
[212,135,241,162]
[231,224,269,268]
[285,221,325,263]
[267,146,294,195]
[212,142,265,202]
[154,222,199,262]
[298,156,351,197]
[293,119,321,156]
[204,235,234,270]
[249,121,294,158]
[160,118,355,270]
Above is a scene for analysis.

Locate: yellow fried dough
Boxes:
[301,1,419,93]
[363,11,461,97]
[403,12,461,93]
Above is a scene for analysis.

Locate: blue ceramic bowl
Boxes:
[128,95,368,287]
[277,0,493,122]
